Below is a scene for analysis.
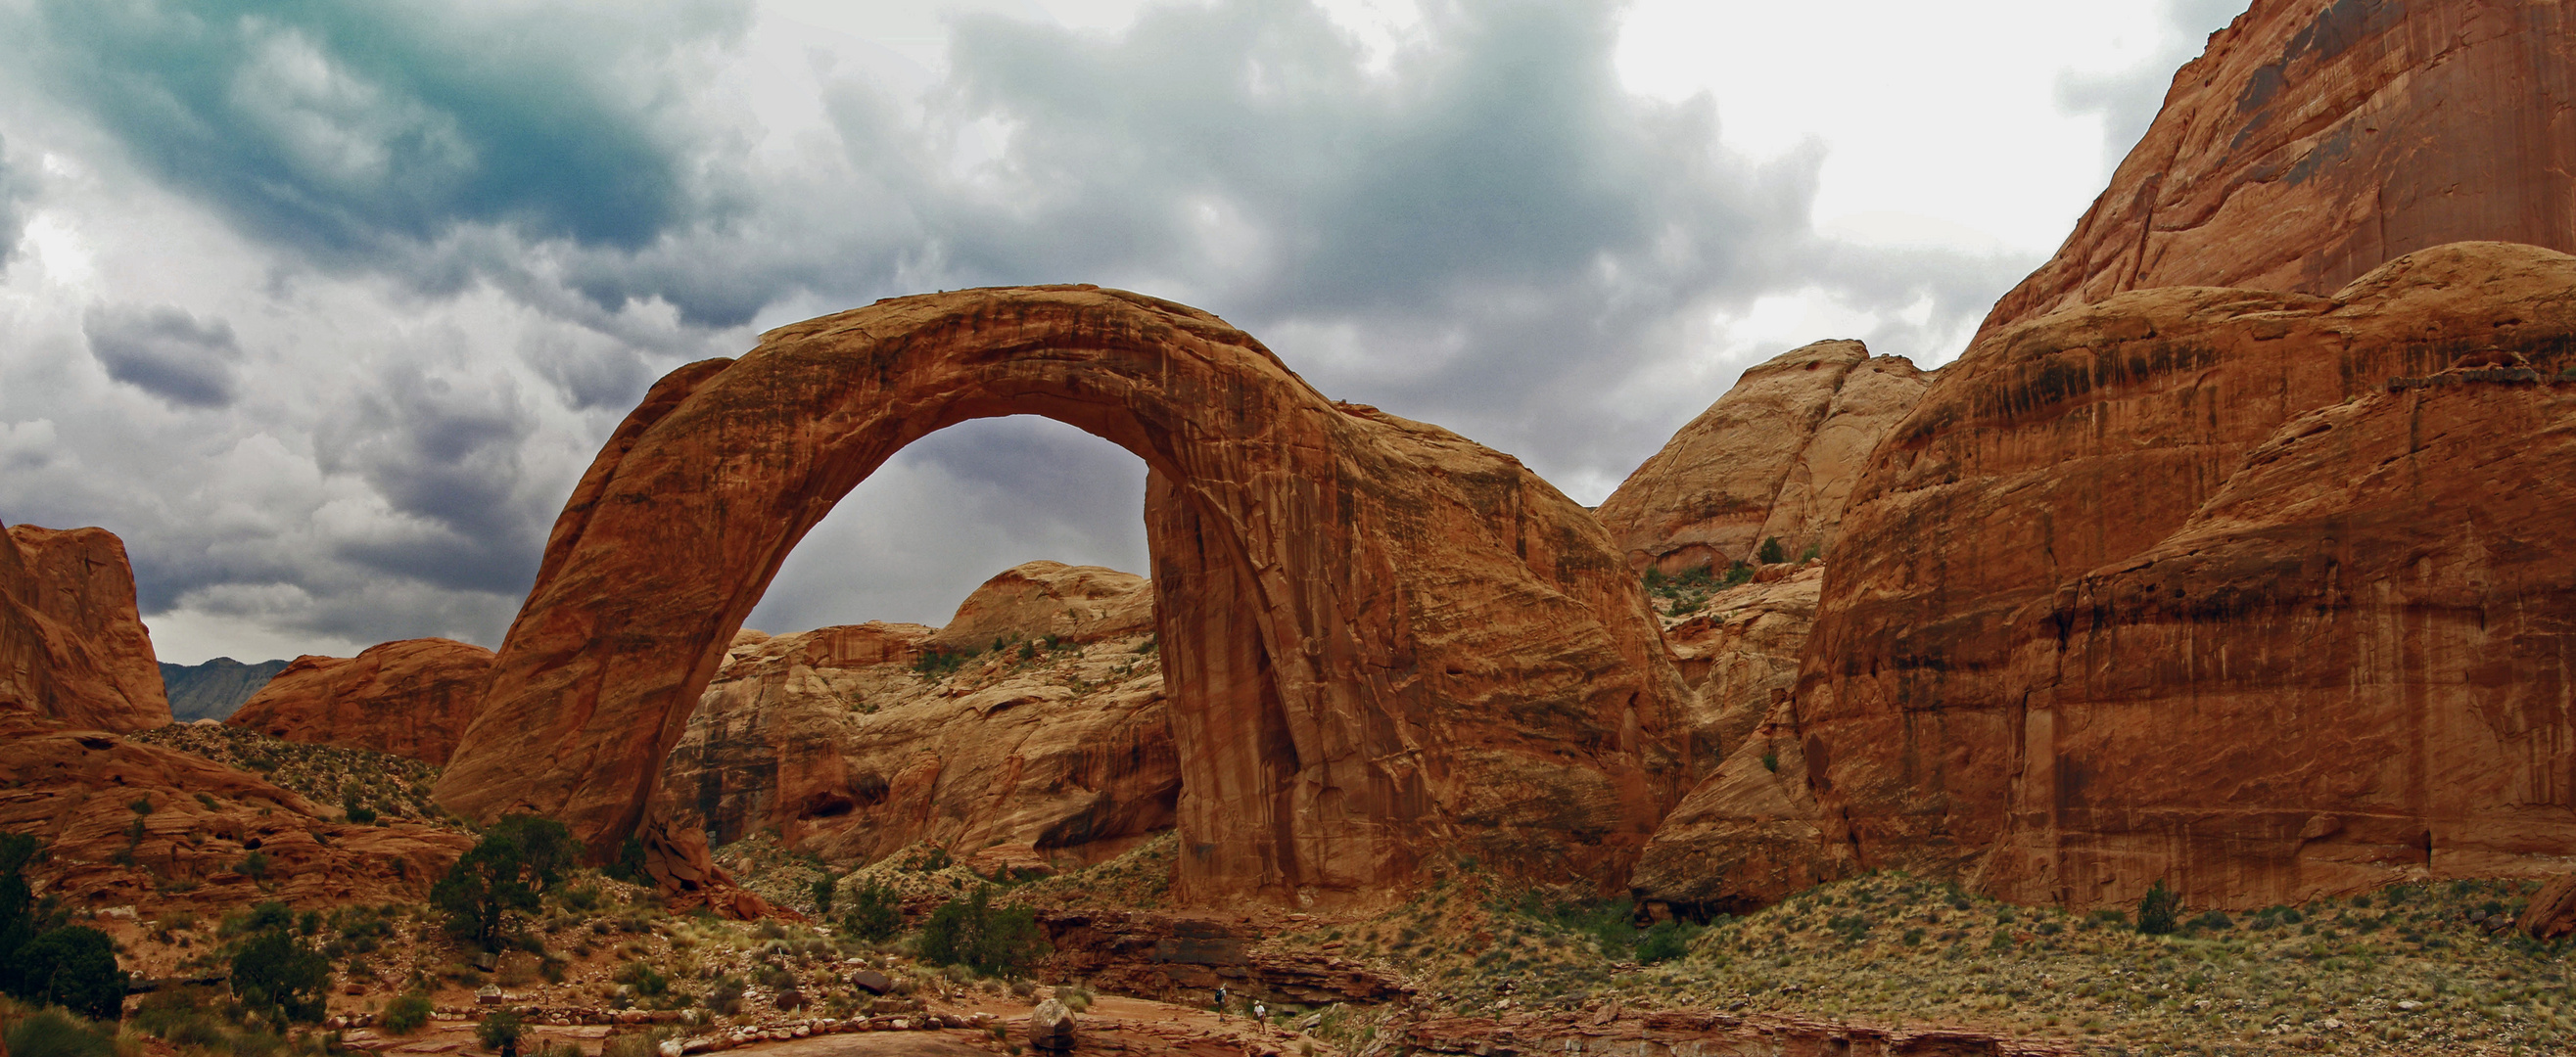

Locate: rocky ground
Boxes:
[133,723,454,826]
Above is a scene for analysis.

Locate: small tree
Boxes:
[916,887,1045,976]
[19,927,128,1020]
[476,1009,526,1053]
[482,815,577,893]
[230,926,331,1024]
[1756,536,1787,565]
[810,875,837,917]
[2136,879,2182,936]
[840,881,902,942]
[432,835,541,951]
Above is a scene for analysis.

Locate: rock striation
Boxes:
[228,638,494,764]
[438,286,1691,905]
[1596,341,1931,574]
[664,565,1177,874]
[1979,0,2576,339]
[162,658,292,722]
[0,523,168,732]
[1780,242,2576,912]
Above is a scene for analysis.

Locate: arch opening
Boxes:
[433,286,1693,905]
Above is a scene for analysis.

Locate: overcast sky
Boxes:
[0,0,2243,665]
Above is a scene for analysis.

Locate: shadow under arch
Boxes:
[434,285,1692,904]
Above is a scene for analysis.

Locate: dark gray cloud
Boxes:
[83,304,245,408]
[26,0,748,258]
[0,0,2184,657]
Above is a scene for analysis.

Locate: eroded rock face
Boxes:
[924,561,1153,653]
[1596,342,1931,574]
[0,712,472,911]
[1787,242,2576,911]
[0,524,168,732]
[228,638,496,764]
[663,583,1179,875]
[1980,0,2576,338]
[438,286,1690,905]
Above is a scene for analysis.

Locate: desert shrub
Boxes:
[476,1009,525,1052]
[914,649,973,679]
[434,828,545,951]
[231,926,331,1024]
[615,961,669,997]
[133,986,236,1050]
[381,991,434,1034]
[1055,986,1093,1013]
[2136,880,2182,936]
[237,850,272,879]
[605,836,650,886]
[2187,909,2234,932]
[601,1029,675,1057]
[839,881,903,942]
[705,979,745,1015]
[916,887,1047,977]
[1634,920,1699,963]
[1756,537,1786,565]
[810,876,837,917]
[5,1007,117,1057]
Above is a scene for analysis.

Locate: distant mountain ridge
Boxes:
[162,658,290,721]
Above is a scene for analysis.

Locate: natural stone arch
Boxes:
[433,286,1691,903]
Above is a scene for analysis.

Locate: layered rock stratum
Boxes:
[0,523,168,732]
[228,638,496,764]
[1979,0,2576,338]
[437,286,1692,905]
[665,563,1176,875]
[1594,341,1931,574]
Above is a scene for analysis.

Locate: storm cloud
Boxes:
[0,0,2213,661]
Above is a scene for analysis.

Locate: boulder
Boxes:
[1026,999,1075,1052]
[1787,242,2576,910]
[1979,0,2576,340]
[228,638,495,764]
[437,286,1690,905]
[0,524,168,732]
[2520,877,2576,941]
[1596,341,1930,574]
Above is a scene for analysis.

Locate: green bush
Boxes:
[606,836,649,886]
[433,823,554,950]
[19,927,130,1020]
[5,1007,117,1057]
[481,816,578,892]
[915,887,1047,976]
[1756,537,1786,565]
[1634,919,1700,963]
[839,881,903,942]
[2136,879,2182,936]
[810,876,836,917]
[230,926,331,1024]
[382,991,434,1034]
[476,1009,525,1052]
[914,649,974,679]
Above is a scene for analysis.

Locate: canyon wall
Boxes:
[1788,242,2576,911]
[0,523,168,732]
[1980,0,2576,338]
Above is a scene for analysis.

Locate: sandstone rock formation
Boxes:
[924,561,1153,653]
[163,658,291,722]
[1780,242,2576,912]
[1631,567,1843,912]
[0,712,472,911]
[0,523,168,732]
[229,638,494,764]
[1595,341,1930,574]
[438,286,1691,905]
[1979,0,2576,339]
[665,566,1177,874]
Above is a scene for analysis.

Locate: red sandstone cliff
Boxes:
[1596,341,1931,574]
[0,524,168,732]
[1778,242,2576,912]
[1979,0,2576,339]
[228,638,495,764]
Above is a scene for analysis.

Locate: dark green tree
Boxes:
[18,927,128,1020]
[229,927,330,1024]
[431,835,541,950]
[839,881,903,942]
[0,832,40,993]
[916,886,1045,976]
[1756,536,1787,565]
[2136,879,2182,936]
[481,815,577,892]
